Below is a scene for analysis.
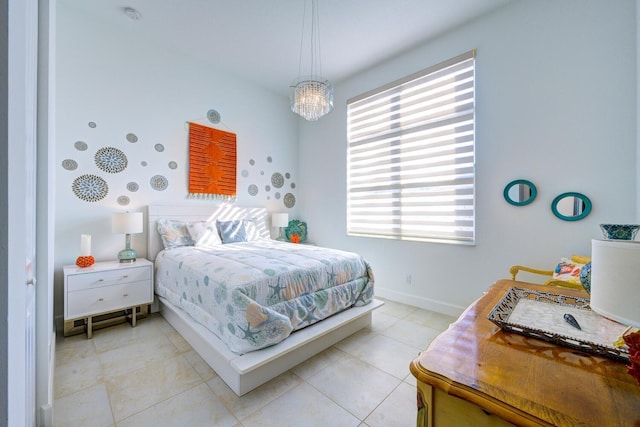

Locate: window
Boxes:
[346,50,476,244]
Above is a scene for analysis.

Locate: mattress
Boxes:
[154,240,374,354]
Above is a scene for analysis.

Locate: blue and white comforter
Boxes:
[154,240,374,354]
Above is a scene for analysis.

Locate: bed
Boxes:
[147,204,382,396]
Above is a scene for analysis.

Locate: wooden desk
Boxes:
[410,280,640,427]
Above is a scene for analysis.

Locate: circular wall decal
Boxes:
[241,170,249,178]
[248,184,258,196]
[62,159,78,170]
[275,192,281,199]
[271,172,284,188]
[168,161,178,169]
[283,193,296,208]
[117,195,130,206]
[72,174,108,202]
[154,144,165,152]
[95,147,128,173]
[285,172,291,179]
[141,161,147,166]
[127,182,139,192]
[150,175,168,191]
[267,156,272,163]
[265,185,271,192]
[126,133,138,143]
[249,159,255,166]
[207,109,221,124]
[74,141,88,151]
[88,121,97,128]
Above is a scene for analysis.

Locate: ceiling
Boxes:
[60,0,513,97]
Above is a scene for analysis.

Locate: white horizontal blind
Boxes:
[347,50,475,243]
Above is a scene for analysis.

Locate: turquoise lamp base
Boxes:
[118,233,137,263]
[118,248,137,263]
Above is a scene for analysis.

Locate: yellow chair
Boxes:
[509,255,590,290]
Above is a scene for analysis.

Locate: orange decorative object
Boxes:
[188,122,237,198]
[289,232,301,244]
[75,256,95,268]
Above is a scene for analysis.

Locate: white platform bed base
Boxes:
[146,204,382,396]
[160,296,382,396]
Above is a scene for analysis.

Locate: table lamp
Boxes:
[590,239,640,328]
[112,211,143,263]
[272,213,289,241]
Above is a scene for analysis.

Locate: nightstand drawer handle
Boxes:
[98,298,104,302]
[98,279,105,282]
[123,293,129,297]
[122,275,129,279]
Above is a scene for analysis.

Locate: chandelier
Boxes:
[290,0,334,121]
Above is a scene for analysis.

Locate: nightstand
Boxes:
[63,259,154,338]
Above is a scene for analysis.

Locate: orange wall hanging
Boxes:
[187,122,237,200]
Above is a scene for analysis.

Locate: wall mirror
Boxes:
[551,192,592,221]
[503,179,537,206]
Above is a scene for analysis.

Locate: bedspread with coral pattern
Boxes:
[154,240,374,354]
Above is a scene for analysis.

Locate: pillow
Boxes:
[552,258,585,284]
[186,221,207,242]
[217,220,248,244]
[194,222,223,247]
[156,219,194,249]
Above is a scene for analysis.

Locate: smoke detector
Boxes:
[124,7,142,20]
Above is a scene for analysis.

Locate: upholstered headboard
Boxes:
[146,204,271,261]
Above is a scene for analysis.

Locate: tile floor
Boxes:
[53,299,456,427]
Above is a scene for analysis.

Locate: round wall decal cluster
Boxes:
[243,156,297,208]
[63,120,178,204]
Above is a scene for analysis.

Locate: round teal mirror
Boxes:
[503,179,537,206]
[551,192,592,221]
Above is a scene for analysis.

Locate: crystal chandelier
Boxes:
[290,0,334,121]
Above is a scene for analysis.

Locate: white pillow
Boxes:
[186,221,207,242]
[194,221,223,247]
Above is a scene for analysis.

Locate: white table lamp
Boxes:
[272,213,289,241]
[112,212,143,263]
[590,239,640,328]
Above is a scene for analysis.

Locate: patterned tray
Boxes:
[487,287,630,362]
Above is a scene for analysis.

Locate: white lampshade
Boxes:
[590,239,640,328]
[112,212,143,234]
[272,213,289,228]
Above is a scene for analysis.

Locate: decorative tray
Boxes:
[487,287,630,362]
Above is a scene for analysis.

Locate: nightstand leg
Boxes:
[86,316,93,339]
[132,306,137,327]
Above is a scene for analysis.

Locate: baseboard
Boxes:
[375,287,465,317]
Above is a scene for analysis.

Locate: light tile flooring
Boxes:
[53,299,456,426]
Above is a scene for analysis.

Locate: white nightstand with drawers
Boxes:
[63,259,154,338]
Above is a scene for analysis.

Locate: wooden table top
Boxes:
[410,279,640,427]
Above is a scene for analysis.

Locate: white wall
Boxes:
[54,3,299,318]
[298,0,637,315]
